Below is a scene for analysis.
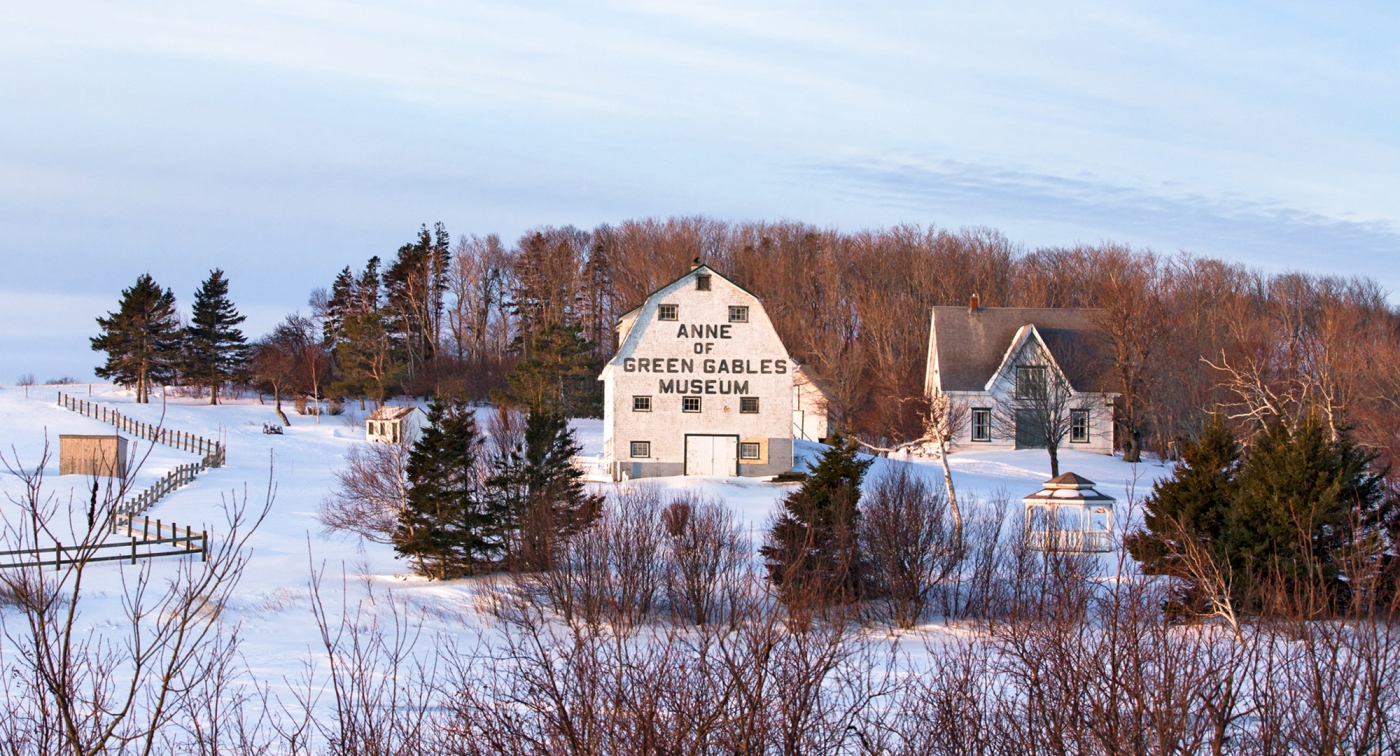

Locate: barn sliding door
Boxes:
[685,435,739,476]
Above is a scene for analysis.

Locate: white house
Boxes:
[601,263,827,479]
[925,297,1117,455]
[365,405,419,444]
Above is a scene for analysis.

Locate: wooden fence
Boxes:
[38,392,219,568]
[0,531,205,570]
[113,460,210,521]
[57,392,224,467]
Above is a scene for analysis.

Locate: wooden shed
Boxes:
[366,406,420,444]
[59,434,129,478]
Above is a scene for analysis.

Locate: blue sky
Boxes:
[2,1,1398,380]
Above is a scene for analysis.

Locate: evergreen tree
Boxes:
[1127,413,1241,578]
[91,274,182,403]
[183,269,249,405]
[1128,412,1394,611]
[761,434,872,604]
[1225,414,1390,594]
[502,322,601,417]
[383,223,450,387]
[486,409,602,571]
[327,257,399,408]
[393,397,499,578]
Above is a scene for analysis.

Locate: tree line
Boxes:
[90,216,1400,483]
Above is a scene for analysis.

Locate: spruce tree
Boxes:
[486,409,602,570]
[502,323,601,417]
[761,433,873,604]
[91,274,182,403]
[393,397,498,578]
[1225,414,1389,593]
[1127,413,1241,578]
[183,269,249,405]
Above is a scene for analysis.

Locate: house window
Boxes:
[1071,409,1090,443]
[630,441,651,458]
[632,395,651,412]
[696,274,711,291]
[658,304,678,321]
[683,396,702,413]
[740,442,761,460]
[729,306,749,323]
[1016,366,1047,399]
[971,408,992,442]
[740,396,759,413]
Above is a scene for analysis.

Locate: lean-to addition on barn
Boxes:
[601,263,823,479]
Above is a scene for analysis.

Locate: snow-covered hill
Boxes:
[0,382,1169,693]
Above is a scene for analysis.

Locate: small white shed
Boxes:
[365,406,419,444]
[1022,472,1115,552]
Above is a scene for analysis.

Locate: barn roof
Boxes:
[615,263,760,323]
[366,405,419,422]
[930,306,1111,393]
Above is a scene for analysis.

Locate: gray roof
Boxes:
[367,405,419,422]
[930,306,1110,392]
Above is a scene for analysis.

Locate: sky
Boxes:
[2,1,1398,381]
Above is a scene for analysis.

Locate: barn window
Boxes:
[729,306,749,323]
[696,274,711,291]
[683,396,702,413]
[632,395,651,412]
[740,397,759,413]
[740,442,761,460]
[971,408,992,442]
[630,441,651,458]
[1071,409,1090,443]
[658,304,678,321]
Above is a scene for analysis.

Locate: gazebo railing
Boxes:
[1026,528,1113,553]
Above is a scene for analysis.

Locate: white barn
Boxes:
[925,298,1117,455]
[601,263,827,480]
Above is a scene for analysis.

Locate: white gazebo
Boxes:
[1023,472,1115,552]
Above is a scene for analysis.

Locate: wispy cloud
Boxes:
[813,155,1400,293]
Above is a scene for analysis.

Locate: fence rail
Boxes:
[56,392,224,467]
[113,461,211,520]
[0,531,206,570]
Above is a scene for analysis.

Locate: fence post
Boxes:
[201,530,207,562]
[132,537,137,565]
[54,541,61,572]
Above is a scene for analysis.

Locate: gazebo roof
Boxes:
[1023,472,1115,504]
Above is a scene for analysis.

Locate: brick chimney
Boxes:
[969,293,980,313]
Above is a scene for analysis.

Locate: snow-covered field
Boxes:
[0,382,1171,691]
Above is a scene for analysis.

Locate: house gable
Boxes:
[926,306,1109,395]
[983,324,1076,396]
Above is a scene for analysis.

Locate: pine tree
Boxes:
[328,257,399,408]
[1226,414,1389,593]
[383,223,450,387]
[502,322,601,417]
[1127,413,1241,578]
[761,434,872,605]
[393,397,499,578]
[486,409,602,571]
[183,269,249,405]
[91,274,182,403]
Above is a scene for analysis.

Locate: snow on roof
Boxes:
[366,405,419,422]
